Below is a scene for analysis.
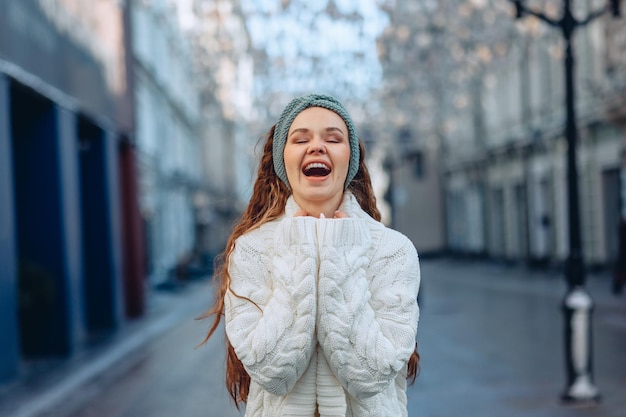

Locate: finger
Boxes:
[294,210,308,217]
[334,211,348,218]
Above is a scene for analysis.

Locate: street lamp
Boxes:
[509,0,622,405]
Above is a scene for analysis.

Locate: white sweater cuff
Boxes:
[276,217,318,249]
[317,218,370,248]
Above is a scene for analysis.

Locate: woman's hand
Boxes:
[293,210,348,218]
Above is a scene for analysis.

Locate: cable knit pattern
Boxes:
[225,193,420,417]
[316,218,420,409]
[225,216,318,397]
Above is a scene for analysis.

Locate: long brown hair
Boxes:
[199,125,420,407]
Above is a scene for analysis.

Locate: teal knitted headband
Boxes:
[272,94,360,189]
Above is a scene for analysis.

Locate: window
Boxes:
[407,150,425,179]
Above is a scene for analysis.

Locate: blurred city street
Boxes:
[1,258,624,417]
[2,0,626,413]
[1,1,625,416]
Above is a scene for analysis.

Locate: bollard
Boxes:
[561,286,599,403]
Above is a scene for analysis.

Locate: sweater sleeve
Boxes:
[316,220,420,400]
[224,217,318,396]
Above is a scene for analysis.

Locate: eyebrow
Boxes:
[289,127,346,137]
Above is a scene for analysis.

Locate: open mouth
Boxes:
[303,162,331,177]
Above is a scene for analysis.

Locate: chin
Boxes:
[305,189,343,202]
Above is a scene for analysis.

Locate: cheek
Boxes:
[283,149,302,182]
[336,148,351,175]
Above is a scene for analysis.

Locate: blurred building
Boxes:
[130,0,205,285]
[377,125,446,256]
[443,4,626,269]
[0,0,143,383]
[192,0,255,258]
[0,0,255,388]
[129,0,255,285]
[375,1,448,256]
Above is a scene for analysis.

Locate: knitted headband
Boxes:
[272,94,360,189]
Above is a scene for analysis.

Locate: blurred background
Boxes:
[0,0,625,416]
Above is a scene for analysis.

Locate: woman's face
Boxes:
[284,106,351,210]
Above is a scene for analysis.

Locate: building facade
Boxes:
[443,4,626,269]
[0,0,143,383]
[193,0,256,255]
[131,0,205,285]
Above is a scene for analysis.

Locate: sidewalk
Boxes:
[0,277,214,417]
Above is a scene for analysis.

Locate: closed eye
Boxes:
[326,132,347,143]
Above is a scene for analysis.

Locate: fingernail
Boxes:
[320,213,325,219]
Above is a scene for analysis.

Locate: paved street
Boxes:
[2,259,625,417]
[410,259,626,417]
[65,308,243,417]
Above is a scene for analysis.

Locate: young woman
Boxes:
[202,94,421,416]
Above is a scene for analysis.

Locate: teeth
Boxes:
[305,162,330,170]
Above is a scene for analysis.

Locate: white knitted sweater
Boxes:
[224,193,420,417]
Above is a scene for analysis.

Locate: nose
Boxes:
[308,136,326,154]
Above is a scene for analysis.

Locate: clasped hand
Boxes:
[293,210,348,218]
